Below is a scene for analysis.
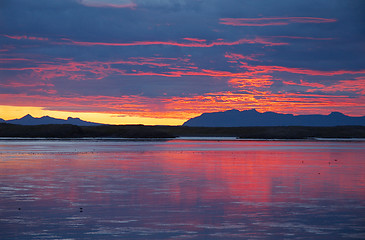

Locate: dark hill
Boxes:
[6,114,101,126]
[183,109,365,127]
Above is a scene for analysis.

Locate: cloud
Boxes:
[307,77,365,95]
[219,17,337,26]
[266,36,333,41]
[240,64,365,76]
[2,34,49,41]
[183,38,207,43]
[225,52,262,62]
[77,0,136,8]
[60,37,287,47]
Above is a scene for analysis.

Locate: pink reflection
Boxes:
[1,140,365,239]
[1,141,364,204]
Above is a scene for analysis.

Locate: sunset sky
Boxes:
[1,0,364,125]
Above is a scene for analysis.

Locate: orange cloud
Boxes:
[229,76,273,89]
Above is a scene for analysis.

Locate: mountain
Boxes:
[5,114,102,126]
[183,109,365,127]
[0,118,5,123]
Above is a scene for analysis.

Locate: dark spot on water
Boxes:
[18,208,21,210]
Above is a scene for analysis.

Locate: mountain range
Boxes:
[2,110,365,127]
[0,114,102,126]
[183,109,365,127]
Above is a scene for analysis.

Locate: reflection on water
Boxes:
[0,140,364,239]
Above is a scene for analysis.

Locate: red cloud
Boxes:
[307,77,365,95]
[220,17,337,26]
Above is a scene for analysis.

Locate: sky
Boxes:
[0,0,364,125]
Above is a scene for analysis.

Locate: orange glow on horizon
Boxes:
[0,105,185,125]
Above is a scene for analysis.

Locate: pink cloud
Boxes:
[183,38,207,42]
[2,56,363,84]
[225,52,262,61]
[220,17,337,26]
[3,34,49,41]
[239,63,365,76]
[0,82,54,88]
[0,57,191,80]
[60,37,287,47]
[2,34,287,48]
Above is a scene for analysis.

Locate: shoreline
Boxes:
[1,137,365,142]
[1,123,365,139]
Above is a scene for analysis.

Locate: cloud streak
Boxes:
[2,34,49,41]
[78,0,137,8]
[60,37,287,47]
[220,17,337,26]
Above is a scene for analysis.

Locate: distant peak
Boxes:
[22,114,34,119]
[242,109,259,114]
[329,112,345,116]
[225,109,240,112]
[67,117,81,120]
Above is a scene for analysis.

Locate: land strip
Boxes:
[1,123,365,139]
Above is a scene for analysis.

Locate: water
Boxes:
[0,139,364,239]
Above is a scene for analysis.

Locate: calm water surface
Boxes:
[0,139,364,239]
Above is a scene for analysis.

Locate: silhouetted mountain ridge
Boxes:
[4,114,102,126]
[183,109,365,127]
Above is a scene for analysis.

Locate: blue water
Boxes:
[0,139,364,239]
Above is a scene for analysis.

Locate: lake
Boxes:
[0,139,364,239]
